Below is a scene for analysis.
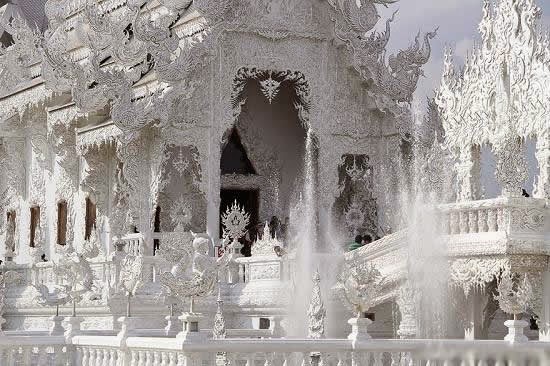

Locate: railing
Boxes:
[0,335,67,365]
[1,335,550,365]
[438,196,548,236]
[121,233,145,256]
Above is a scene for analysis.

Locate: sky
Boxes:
[378,0,550,104]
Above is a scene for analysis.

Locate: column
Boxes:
[455,145,481,201]
[534,132,550,199]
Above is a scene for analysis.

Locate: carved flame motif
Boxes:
[259,75,281,104]
[173,148,190,176]
[221,200,250,241]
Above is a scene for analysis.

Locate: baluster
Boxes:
[281,352,292,366]
[82,348,90,366]
[38,347,48,365]
[390,352,399,366]
[167,352,177,366]
[138,350,146,366]
[496,208,505,231]
[91,349,99,366]
[477,359,487,366]
[145,350,154,366]
[487,209,497,231]
[374,352,383,366]
[459,211,469,233]
[399,352,411,366]
[494,358,505,366]
[450,212,459,234]
[477,210,488,232]
[468,210,478,233]
[130,350,138,366]
[22,346,31,365]
[100,349,108,366]
[108,349,116,366]
[176,353,185,366]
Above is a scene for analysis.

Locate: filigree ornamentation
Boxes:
[449,258,508,297]
[170,196,193,232]
[307,270,326,339]
[333,262,385,317]
[159,233,230,311]
[436,0,550,194]
[259,74,281,104]
[495,138,528,197]
[221,200,250,242]
[494,271,533,317]
[173,149,190,176]
[251,222,283,257]
[212,287,226,339]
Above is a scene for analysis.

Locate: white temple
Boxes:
[0,0,547,364]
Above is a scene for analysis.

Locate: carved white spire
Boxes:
[212,285,227,340]
[307,270,326,339]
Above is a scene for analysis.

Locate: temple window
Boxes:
[57,201,68,245]
[85,197,96,240]
[29,206,40,247]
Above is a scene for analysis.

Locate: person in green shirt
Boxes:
[348,234,374,252]
[348,235,364,251]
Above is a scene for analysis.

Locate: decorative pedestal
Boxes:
[64,316,83,340]
[504,319,528,343]
[177,313,206,341]
[165,315,182,337]
[347,317,372,342]
[49,316,65,336]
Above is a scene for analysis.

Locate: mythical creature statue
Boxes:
[333,262,385,318]
[494,271,533,320]
[35,236,99,315]
[159,232,231,312]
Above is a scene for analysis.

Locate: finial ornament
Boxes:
[307,270,326,339]
[212,285,226,339]
[221,200,250,242]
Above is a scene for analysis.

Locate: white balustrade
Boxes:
[121,233,145,257]
[438,197,548,237]
[0,336,67,365]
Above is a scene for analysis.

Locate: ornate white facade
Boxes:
[0,0,548,363]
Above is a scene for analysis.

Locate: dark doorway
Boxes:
[220,189,259,256]
[221,129,256,175]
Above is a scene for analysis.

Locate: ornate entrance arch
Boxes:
[217,68,315,240]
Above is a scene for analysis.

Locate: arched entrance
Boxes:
[219,68,312,253]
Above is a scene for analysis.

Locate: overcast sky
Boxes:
[378,0,550,104]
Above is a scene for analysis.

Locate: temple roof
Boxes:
[0,0,47,32]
